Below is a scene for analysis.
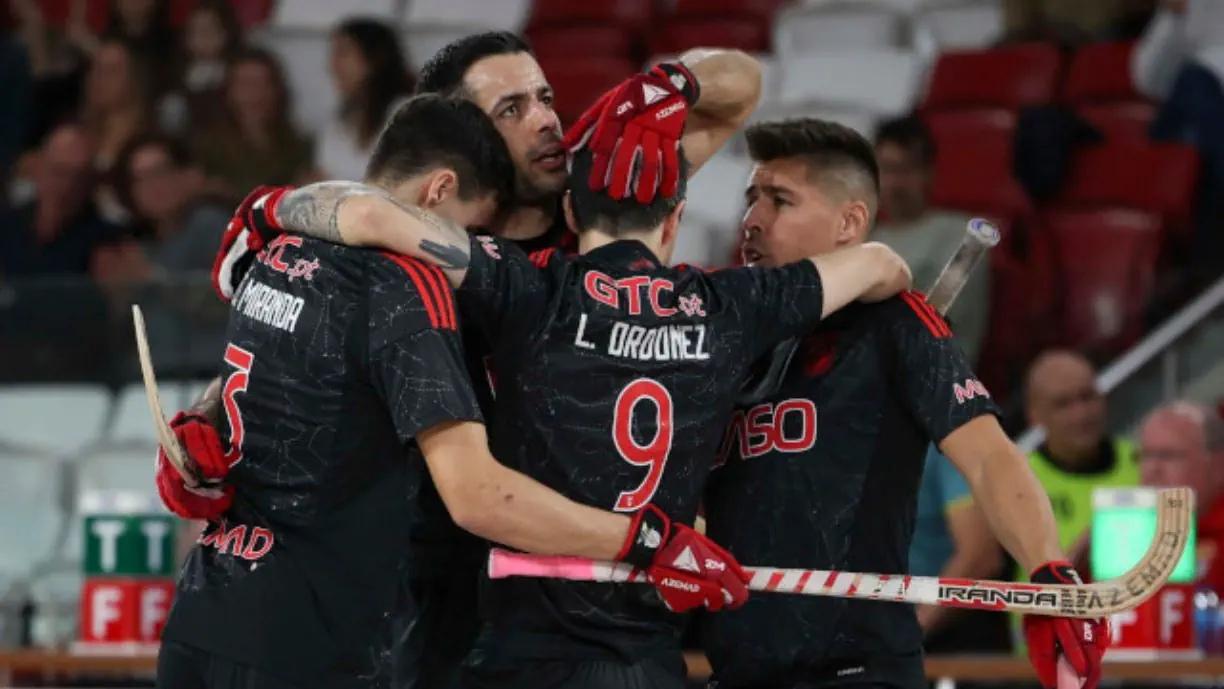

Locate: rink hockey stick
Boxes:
[132,304,206,488]
[488,487,1192,618]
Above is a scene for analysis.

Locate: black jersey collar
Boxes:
[584,239,660,270]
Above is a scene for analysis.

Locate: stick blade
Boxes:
[132,304,203,487]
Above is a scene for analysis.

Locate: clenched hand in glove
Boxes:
[155,412,235,520]
[563,61,700,204]
[1023,562,1110,689]
[617,505,749,613]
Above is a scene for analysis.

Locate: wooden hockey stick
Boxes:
[132,304,205,488]
[488,487,1192,618]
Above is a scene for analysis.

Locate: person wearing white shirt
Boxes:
[314,18,414,181]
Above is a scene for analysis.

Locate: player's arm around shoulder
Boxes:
[806,241,911,317]
[273,181,474,287]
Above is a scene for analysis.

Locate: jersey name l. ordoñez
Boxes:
[160,234,483,688]
[455,236,827,667]
[703,292,1001,689]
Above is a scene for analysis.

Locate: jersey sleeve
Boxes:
[458,234,556,342]
[708,259,825,361]
[884,291,1000,445]
[368,252,483,442]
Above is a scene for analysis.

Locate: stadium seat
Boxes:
[269,0,399,29]
[912,0,1005,51]
[527,0,654,32]
[101,382,206,448]
[1043,209,1162,353]
[1063,41,1143,104]
[777,51,925,118]
[651,17,771,55]
[529,25,638,61]
[924,109,1016,145]
[772,3,906,55]
[34,0,109,30]
[1076,102,1155,141]
[928,135,1033,244]
[405,0,531,30]
[0,385,109,456]
[76,448,162,502]
[538,57,636,126]
[1057,143,1200,236]
[170,0,274,28]
[670,0,788,20]
[258,29,335,135]
[923,44,1062,111]
[0,454,65,589]
[402,26,485,70]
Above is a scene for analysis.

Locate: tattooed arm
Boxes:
[273,181,473,287]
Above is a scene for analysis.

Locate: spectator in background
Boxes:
[81,38,153,222]
[313,19,414,181]
[0,33,32,180]
[191,48,313,206]
[1001,0,1150,45]
[93,134,230,284]
[910,446,1007,654]
[64,0,175,66]
[871,115,990,365]
[1023,350,1139,575]
[10,0,86,154]
[158,0,246,135]
[0,124,120,276]
[1138,401,1224,592]
[1134,0,1224,280]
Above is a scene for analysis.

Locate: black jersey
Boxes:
[455,236,826,667]
[702,291,1001,689]
[161,235,483,689]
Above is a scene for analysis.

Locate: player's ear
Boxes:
[661,199,685,249]
[562,191,581,233]
[838,200,869,245]
[423,168,460,209]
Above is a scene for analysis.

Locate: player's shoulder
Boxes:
[868,290,954,339]
[368,251,459,332]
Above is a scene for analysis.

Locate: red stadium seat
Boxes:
[539,57,636,127]
[528,0,654,31]
[923,44,1063,111]
[1063,41,1144,104]
[670,0,788,20]
[1057,143,1200,235]
[651,17,771,55]
[928,137,1033,246]
[37,0,109,29]
[1043,209,1162,354]
[924,109,1016,147]
[977,248,1043,406]
[528,25,637,61]
[1076,102,1155,141]
[170,0,274,28]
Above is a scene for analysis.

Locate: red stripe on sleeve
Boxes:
[899,291,951,338]
[422,263,457,330]
[382,253,445,329]
[530,248,556,268]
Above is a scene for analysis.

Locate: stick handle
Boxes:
[925,218,1000,315]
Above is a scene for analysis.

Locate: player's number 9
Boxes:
[221,343,255,464]
[612,378,674,512]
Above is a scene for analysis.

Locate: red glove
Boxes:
[1023,562,1110,689]
[212,185,293,303]
[617,505,749,613]
[563,62,700,204]
[155,412,235,520]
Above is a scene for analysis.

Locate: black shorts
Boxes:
[157,640,305,689]
[463,657,686,689]
[391,568,483,689]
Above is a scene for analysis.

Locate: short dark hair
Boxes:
[746,118,881,201]
[416,31,532,97]
[365,94,516,204]
[567,148,689,235]
[874,114,936,165]
[115,134,192,216]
